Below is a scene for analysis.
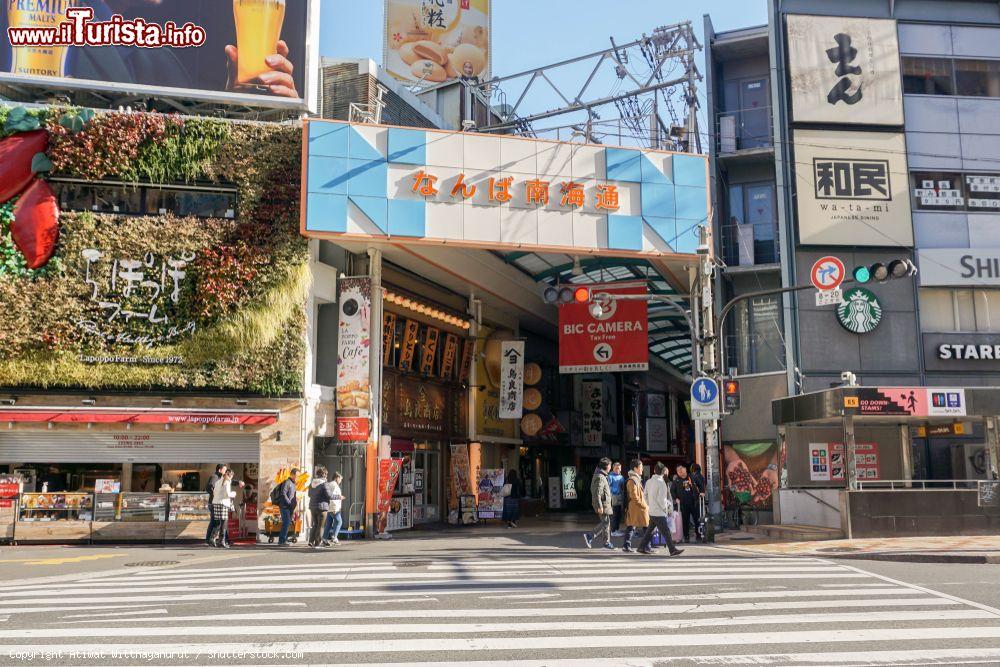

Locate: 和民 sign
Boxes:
[794,130,912,247]
[559,282,649,373]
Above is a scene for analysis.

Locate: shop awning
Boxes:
[0,409,278,426]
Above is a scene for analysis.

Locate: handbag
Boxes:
[501,483,512,497]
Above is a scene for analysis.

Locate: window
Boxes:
[920,288,1000,333]
[722,181,778,266]
[902,57,955,95]
[912,172,965,211]
[912,171,1000,213]
[955,59,1000,97]
[50,180,237,219]
[729,291,785,375]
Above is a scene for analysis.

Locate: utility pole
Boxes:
[695,226,721,537]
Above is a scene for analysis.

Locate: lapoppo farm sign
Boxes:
[558,282,648,374]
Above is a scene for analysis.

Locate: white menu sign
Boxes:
[499,341,524,419]
[336,277,373,417]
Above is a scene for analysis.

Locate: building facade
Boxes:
[707,0,1000,529]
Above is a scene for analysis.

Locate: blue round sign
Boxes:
[691,378,719,405]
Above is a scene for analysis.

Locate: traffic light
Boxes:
[723,379,741,412]
[852,259,917,284]
[542,285,591,305]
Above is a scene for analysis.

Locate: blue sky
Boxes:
[319,1,768,76]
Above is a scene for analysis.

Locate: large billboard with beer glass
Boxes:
[0,0,314,108]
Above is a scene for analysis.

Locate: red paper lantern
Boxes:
[0,130,48,204]
[11,179,59,269]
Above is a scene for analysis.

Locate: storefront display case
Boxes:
[94,492,168,541]
[17,493,92,542]
[164,492,211,540]
[0,475,22,544]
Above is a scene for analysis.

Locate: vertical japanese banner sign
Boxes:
[582,380,603,446]
[376,458,403,535]
[336,277,372,442]
[499,341,524,419]
[448,443,473,521]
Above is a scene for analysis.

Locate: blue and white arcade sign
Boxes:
[300,120,709,257]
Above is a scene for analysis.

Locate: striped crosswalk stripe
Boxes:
[1,551,997,665]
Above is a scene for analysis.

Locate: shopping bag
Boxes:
[670,511,683,542]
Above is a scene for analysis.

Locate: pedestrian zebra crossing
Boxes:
[1,552,1000,665]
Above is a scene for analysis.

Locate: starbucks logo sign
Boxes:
[837,287,883,334]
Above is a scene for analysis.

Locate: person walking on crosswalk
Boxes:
[583,457,615,550]
[621,459,648,553]
[639,462,683,556]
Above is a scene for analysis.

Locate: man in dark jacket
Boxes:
[307,466,334,548]
[671,465,699,543]
[582,458,615,550]
[277,468,299,546]
[205,464,227,546]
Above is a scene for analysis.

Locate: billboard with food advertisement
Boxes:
[0,0,317,109]
[384,0,490,86]
[724,441,779,510]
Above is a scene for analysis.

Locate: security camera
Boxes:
[840,371,858,387]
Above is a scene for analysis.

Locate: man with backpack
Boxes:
[270,468,299,546]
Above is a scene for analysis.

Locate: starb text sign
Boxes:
[558,282,648,374]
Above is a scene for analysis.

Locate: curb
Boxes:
[820,551,1000,564]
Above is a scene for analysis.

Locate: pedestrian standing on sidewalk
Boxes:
[276,468,299,546]
[671,465,699,544]
[205,464,226,547]
[583,457,615,550]
[608,462,625,536]
[621,459,648,553]
[323,472,346,545]
[638,462,683,556]
[502,469,524,528]
[210,469,237,549]
[690,463,706,496]
[307,466,333,549]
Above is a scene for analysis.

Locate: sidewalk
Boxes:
[714,531,1000,563]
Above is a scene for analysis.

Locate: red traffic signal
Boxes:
[573,287,590,303]
[724,379,741,412]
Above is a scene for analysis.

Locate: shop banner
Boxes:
[724,441,779,510]
[793,129,912,247]
[0,0,314,109]
[375,458,403,535]
[559,282,648,373]
[810,442,880,482]
[786,15,903,126]
[448,443,473,522]
[387,495,413,531]
[337,277,372,441]
[476,468,505,519]
[336,417,370,442]
[0,410,277,425]
[384,0,491,87]
[561,466,578,500]
[581,380,603,446]
[843,387,966,417]
[499,341,524,419]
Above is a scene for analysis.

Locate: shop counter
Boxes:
[17,493,92,543]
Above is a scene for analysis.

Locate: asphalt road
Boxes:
[1,526,1000,666]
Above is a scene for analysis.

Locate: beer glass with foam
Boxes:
[232,0,286,85]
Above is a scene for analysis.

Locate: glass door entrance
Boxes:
[412,448,441,524]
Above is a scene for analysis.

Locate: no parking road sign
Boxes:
[811,256,846,291]
[690,377,720,421]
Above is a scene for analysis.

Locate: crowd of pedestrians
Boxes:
[583,456,704,556]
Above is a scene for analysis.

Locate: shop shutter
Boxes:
[0,432,260,463]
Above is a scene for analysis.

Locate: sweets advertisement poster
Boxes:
[384,0,491,86]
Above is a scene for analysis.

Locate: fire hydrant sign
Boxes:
[558,282,649,373]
